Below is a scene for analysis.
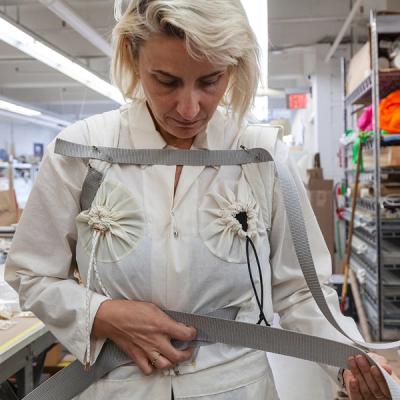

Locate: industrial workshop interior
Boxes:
[3,0,400,399]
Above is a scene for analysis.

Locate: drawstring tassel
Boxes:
[234,209,269,326]
[246,236,269,326]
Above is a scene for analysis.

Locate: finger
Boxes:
[368,353,393,375]
[149,352,173,370]
[162,318,197,342]
[347,377,365,400]
[371,365,391,398]
[355,355,385,398]
[382,364,393,375]
[348,356,373,399]
[157,338,195,365]
[128,344,154,376]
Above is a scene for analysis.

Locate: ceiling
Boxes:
[0,0,117,122]
[0,0,384,125]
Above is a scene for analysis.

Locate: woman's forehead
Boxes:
[139,34,228,76]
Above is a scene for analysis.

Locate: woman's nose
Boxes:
[176,89,201,121]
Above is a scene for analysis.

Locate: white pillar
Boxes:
[311,44,344,181]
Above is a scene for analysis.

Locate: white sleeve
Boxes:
[269,141,363,384]
[5,121,109,365]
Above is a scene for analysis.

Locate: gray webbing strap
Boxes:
[50,140,400,398]
[22,308,238,400]
[80,165,103,211]
[23,311,399,400]
[55,138,272,165]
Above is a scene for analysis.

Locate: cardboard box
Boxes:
[307,179,335,270]
[381,182,400,196]
[347,42,371,95]
[307,168,323,182]
[44,344,62,368]
[0,189,18,226]
[363,146,400,168]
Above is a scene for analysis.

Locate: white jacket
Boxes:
[5,100,362,399]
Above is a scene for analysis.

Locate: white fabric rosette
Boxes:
[76,179,145,263]
[199,173,264,263]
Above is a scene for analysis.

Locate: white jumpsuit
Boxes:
[5,100,363,399]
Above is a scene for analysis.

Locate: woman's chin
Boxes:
[167,124,205,139]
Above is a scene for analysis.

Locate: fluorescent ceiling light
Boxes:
[0,99,42,117]
[257,88,286,98]
[241,0,269,89]
[0,96,71,129]
[241,1,269,119]
[0,12,124,105]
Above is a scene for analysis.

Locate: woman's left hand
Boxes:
[344,353,393,399]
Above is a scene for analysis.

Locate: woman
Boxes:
[5,0,394,399]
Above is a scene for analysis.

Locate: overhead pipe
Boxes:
[39,0,112,57]
[324,0,364,63]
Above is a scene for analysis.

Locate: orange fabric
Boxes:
[380,90,400,133]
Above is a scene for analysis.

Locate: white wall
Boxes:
[0,120,57,157]
[270,43,347,182]
[310,45,347,182]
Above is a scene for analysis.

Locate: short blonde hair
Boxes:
[112,0,260,122]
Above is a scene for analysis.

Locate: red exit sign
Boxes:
[287,93,308,109]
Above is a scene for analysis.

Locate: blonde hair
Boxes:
[112,0,260,122]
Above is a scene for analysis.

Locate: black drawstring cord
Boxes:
[246,236,270,326]
[235,210,269,326]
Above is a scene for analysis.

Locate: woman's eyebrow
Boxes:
[152,70,178,78]
[200,70,225,79]
[152,69,225,79]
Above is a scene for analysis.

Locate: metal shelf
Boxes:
[354,227,376,247]
[345,169,400,182]
[382,239,400,267]
[363,294,379,330]
[345,74,372,106]
[351,252,377,281]
[343,209,375,234]
[383,270,400,286]
[342,12,400,340]
[357,197,377,212]
[351,237,400,279]
[345,70,400,106]
[377,14,400,34]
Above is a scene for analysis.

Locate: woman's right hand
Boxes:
[92,299,197,375]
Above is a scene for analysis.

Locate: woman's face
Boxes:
[138,34,230,147]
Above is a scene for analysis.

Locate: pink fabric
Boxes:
[358,105,373,131]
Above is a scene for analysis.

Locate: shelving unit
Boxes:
[342,12,400,340]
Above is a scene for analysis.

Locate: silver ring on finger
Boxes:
[150,352,161,368]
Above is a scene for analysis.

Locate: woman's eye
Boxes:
[201,75,221,87]
[156,78,178,87]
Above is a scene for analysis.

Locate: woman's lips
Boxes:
[171,118,202,127]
